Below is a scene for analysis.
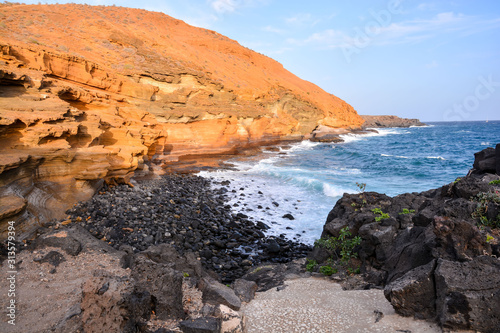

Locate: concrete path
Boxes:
[241,277,443,333]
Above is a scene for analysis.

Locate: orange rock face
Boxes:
[0,3,363,237]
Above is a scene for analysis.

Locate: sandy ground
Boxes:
[241,277,444,333]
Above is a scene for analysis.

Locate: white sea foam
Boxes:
[285,140,321,152]
[200,165,332,244]
[481,142,490,146]
[426,156,445,160]
[323,183,350,197]
[381,153,409,159]
[340,127,407,143]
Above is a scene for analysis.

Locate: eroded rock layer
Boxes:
[0,3,363,237]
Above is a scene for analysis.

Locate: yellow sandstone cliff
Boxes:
[0,3,363,238]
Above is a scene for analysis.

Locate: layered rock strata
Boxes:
[311,144,500,332]
[0,3,363,239]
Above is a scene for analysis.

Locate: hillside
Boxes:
[0,3,363,238]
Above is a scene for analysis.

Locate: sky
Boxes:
[20,0,500,121]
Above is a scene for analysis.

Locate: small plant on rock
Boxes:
[471,191,500,229]
[319,265,337,276]
[489,180,500,185]
[372,208,390,222]
[347,266,361,275]
[315,227,362,266]
[356,182,366,193]
[399,208,416,215]
[306,259,318,272]
[486,234,495,243]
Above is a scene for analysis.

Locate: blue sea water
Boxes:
[200,121,500,245]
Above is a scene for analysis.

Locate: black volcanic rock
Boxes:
[63,174,311,283]
[312,145,500,331]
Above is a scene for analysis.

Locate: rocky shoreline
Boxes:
[60,174,311,283]
[3,133,497,333]
[0,174,313,332]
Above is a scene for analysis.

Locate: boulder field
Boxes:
[310,144,500,332]
[0,3,364,239]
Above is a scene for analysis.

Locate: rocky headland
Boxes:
[361,115,426,128]
[309,115,426,143]
[310,144,500,332]
[0,2,364,240]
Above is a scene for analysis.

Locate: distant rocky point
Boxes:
[361,115,426,128]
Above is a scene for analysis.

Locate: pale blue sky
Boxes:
[22,1,500,121]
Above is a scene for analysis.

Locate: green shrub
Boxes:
[319,265,337,276]
[399,208,416,215]
[489,180,500,185]
[306,259,318,272]
[315,227,361,265]
[372,208,390,222]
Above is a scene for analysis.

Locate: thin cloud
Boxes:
[262,25,286,34]
[285,13,321,27]
[210,0,238,13]
[293,12,500,49]
[209,0,269,14]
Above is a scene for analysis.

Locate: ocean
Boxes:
[200,121,500,245]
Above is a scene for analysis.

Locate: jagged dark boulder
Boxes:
[131,254,185,320]
[435,256,500,332]
[384,260,437,320]
[197,277,242,311]
[473,147,497,174]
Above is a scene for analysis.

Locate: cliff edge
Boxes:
[0,3,363,238]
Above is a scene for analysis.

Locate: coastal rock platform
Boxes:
[242,277,443,333]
